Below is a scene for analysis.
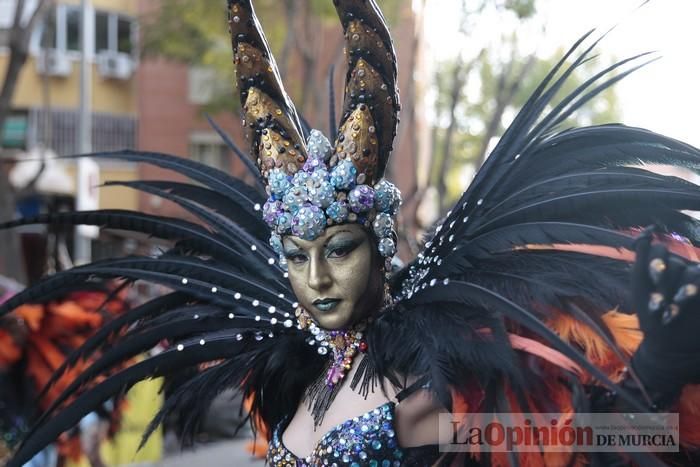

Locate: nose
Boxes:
[308,255,332,291]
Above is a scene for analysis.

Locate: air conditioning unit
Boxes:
[97,52,134,80]
[36,49,72,77]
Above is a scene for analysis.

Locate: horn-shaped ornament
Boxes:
[228,0,307,178]
[332,0,400,184]
[228,0,401,265]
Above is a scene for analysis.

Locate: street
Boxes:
[157,438,264,467]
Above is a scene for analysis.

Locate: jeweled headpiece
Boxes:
[227,0,401,263]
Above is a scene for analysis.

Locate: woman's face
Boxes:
[282,224,383,330]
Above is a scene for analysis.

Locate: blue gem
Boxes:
[371,440,382,450]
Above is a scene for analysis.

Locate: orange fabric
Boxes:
[244,392,270,457]
[547,309,642,383]
[14,304,44,331]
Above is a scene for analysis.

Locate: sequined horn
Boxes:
[228,0,307,178]
[332,0,400,185]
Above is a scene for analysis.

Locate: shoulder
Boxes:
[390,379,453,447]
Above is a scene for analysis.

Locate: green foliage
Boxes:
[140,0,403,116]
[504,0,537,19]
[431,48,622,202]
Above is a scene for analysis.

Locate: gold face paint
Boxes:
[283,224,383,330]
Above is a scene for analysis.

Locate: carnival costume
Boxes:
[0,284,129,465]
[4,0,700,465]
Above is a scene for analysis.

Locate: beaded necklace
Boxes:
[295,306,371,425]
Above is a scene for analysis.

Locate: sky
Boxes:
[423,0,700,148]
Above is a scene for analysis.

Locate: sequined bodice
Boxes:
[267,402,439,467]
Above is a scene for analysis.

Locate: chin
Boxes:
[313,314,352,330]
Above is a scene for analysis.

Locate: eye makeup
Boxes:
[325,238,361,258]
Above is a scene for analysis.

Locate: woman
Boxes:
[5,0,700,465]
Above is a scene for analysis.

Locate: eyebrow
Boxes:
[285,229,352,250]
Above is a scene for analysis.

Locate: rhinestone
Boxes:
[318,346,328,355]
[251,245,257,251]
[514,154,521,160]
[199,339,205,345]
[193,314,199,319]
[176,344,184,351]
[236,333,243,340]
[463,216,469,223]
[253,203,261,211]
[234,292,242,300]
[477,198,484,206]
[284,319,293,327]
[270,318,277,325]
[430,279,437,286]
[255,334,263,341]
[181,278,188,284]
[292,302,299,308]
[228,313,235,319]
[252,300,260,306]
[255,316,261,321]
[268,306,276,313]
[268,332,274,338]
[443,278,450,285]
[278,293,285,298]
[283,272,289,278]
[268,258,275,265]
[211,287,218,293]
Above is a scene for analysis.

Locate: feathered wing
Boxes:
[373,34,700,463]
[1,128,327,466]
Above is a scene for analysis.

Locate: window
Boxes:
[37,5,80,52]
[95,10,134,55]
[190,133,230,172]
[64,6,80,51]
[95,11,108,52]
[31,6,137,57]
[117,17,131,54]
[39,6,56,49]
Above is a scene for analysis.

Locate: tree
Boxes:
[140,0,403,127]
[0,0,53,283]
[428,2,620,210]
[427,0,537,211]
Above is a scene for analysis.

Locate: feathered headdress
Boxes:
[227,0,402,264]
